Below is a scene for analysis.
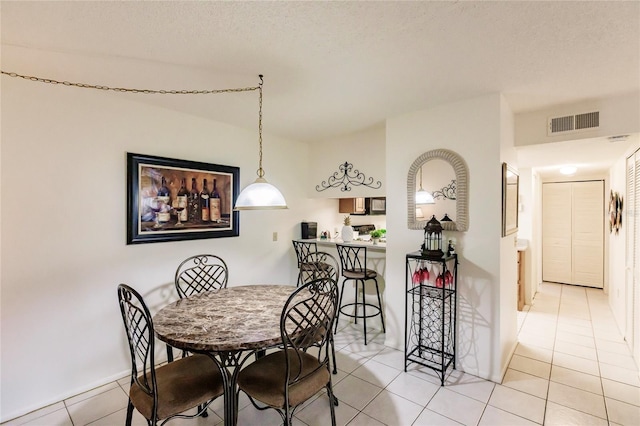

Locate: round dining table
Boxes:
[153,284,298,426]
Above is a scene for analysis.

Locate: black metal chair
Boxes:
[237,277,339,426]
[174,254,229,298]
[292,240,318,286]
[167,254,229,362]
[335,244,386,345]
[117,284,223,426]
[299,251,340,374]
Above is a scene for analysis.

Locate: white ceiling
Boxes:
[1,1,639,174]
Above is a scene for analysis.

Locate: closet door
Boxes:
[572,181,604,288]
[542,183,572,283]
[542,181,604,287]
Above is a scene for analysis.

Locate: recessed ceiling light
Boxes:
[560,166,577,175]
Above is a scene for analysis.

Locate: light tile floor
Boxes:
[4,282,640,425]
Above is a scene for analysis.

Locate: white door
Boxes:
[542,181,604,288]
[572,181,604,288]
[542,183,572,283]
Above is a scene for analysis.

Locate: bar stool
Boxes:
[292,240,318,286]
[335,244,385,345]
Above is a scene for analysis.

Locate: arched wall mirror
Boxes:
[407,149,469,231]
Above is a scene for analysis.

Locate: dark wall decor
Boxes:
[127,153,240,244]
[432,179,457,200]
[609,190,623,235]
[315,161,382,192]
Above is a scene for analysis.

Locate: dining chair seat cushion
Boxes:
[237,349,330,408]
[342,268,377,280]
[130,354,223,420]
[300,261,331,272]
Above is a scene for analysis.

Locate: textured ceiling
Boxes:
[1,1,639,157]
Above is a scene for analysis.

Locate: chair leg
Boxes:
[353,280,359,325]
[330,334,337,374]
[285,405,293,426]
[327,384,337,426]
[166,344,174,363]
[335,281,346,334]
[361,280,368,345]
[198,404,209,417]
[374,278,386,332]
[125,400,134,426]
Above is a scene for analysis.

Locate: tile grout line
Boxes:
[542,282,562,426]
[586,287,609,423]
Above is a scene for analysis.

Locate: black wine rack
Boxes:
[404,252,458,385]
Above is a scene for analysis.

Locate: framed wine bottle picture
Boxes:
[126,152,240,244]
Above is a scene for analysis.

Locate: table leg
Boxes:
[203,352,242,426]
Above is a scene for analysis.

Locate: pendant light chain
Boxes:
[0,70,260,95]
[3,69,286,209]
[257,75,265,178]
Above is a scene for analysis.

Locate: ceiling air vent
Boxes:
[548,111,599,135]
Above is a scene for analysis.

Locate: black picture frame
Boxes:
[502,162,519,237]
[127,153,240,244]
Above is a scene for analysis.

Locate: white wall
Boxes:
[309,123,386,199]
[0,48,337,421]
[307,124,388,236]
[498,96,518,378]
[608,144,639,336]
[385,93,512,382]
[517,168,540,303]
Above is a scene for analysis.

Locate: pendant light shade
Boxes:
[234,177,287,210]
[416,165,435,205]
[416,189,435,205]
[234,75,288,210]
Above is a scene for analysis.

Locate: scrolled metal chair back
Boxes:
[175,254,228,298]
[336,244,367,273]
[281,277,338,384]
[299,251,339,287]
[117,284,157,398]
[292,240,318,267]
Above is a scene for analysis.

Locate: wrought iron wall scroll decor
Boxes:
[432,179,457,200]
[315,161,382,192]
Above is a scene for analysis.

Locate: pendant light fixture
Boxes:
[234,75,288,210]
[415,165,435,205]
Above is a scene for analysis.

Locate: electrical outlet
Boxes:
[272,232,278,242]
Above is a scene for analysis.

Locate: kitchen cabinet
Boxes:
[339,197,366,214]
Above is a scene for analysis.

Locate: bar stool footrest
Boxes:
[338,302,383,319]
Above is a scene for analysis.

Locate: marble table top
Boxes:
[153,284,298,352]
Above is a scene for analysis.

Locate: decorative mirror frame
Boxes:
[407,149,469,231]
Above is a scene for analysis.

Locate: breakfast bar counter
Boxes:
[295,238,386,252]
